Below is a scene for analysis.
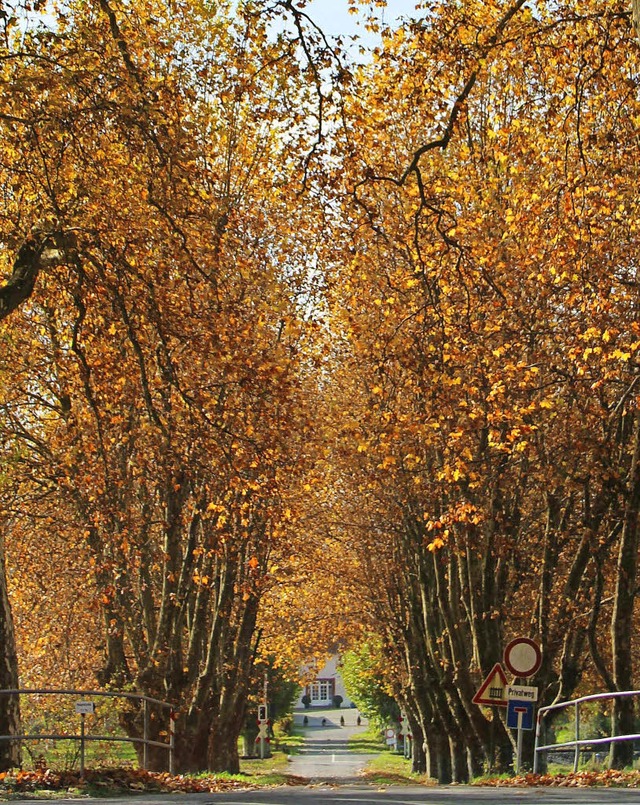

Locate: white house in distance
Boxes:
[296,655,354,708]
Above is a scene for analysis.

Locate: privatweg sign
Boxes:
[507,684,538,702]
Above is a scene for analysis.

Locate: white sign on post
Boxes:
[507,685,538,702]
[75,701,95,715]
[504,638,542,678]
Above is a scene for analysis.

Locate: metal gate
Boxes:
[0,688,174,774]
[534,689,640,774]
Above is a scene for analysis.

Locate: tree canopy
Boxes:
[1,0,639,779]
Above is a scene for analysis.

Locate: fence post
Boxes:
[169,710,175,775]
[143,699,149,771]
[533,710,542,774]
[79,713,86,778]
[573,701,580,773]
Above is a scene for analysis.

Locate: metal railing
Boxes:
[534,689,640,774]
[0,688,175,775]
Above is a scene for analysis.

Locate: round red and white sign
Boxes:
[504,637,541,677]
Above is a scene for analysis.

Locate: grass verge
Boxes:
[236,748,298,785]
[347,726,434,787]
[271,730,305,755]
[348,725,386,754]
[360,751,435,787]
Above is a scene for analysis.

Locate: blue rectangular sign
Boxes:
[507,699,534,730]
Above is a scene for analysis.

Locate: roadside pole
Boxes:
[258,672,269,760]
[515,708,525,774]
[504,639,542,773]
[258,704,267,760]
[74,701,95,779]
[79,712,86,777]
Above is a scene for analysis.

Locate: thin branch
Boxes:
[365,0,529,195]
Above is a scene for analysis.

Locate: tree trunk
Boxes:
[408,716,425,773]
[242,728,258,759]
[0,229,75,323]
[495,723,514,774]
[610,413,640,769]
[0,540,21,771]
[450,735,468,783]
[118,699,171,772]
[206,716,242,774]
[171,691,245,773]
[610,697,635,770]
[423,736,435,779]
[433,728,452,783]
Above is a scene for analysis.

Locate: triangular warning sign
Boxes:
[473,662,508,707]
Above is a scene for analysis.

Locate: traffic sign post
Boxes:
[507,684,538,703]
[257,703,270,760]
[507,693,537,774]
[503,638,541,774]
[258,673,270,760]
[385,727,395,747]
[74,702,94,778]
[474,639,542,773]
[508,700,535,774]
[400,712,412,759]
[507,699,535,730]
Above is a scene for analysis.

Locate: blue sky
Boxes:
[299,0,422,39]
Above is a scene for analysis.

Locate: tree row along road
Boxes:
[2,0,640,783]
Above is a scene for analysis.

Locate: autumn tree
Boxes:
[318,0,640,780]
[0,0,327,773]
[3,0,640,780]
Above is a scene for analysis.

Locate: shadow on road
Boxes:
[287,707,377,785]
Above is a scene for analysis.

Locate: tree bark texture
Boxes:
[609,413,640,768]
[0,534,21,771]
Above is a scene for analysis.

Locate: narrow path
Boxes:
[287,707,376,783]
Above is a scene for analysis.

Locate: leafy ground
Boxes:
[0,731,308,798]
[0,755,309,800]
[4,735,640,797]
[351,729,640,790]
[477,770,640,788]
[0,768,257,798]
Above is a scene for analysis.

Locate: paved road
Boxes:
[14,787,640,804]
[287,707,374,782]
[195,788,640,804]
